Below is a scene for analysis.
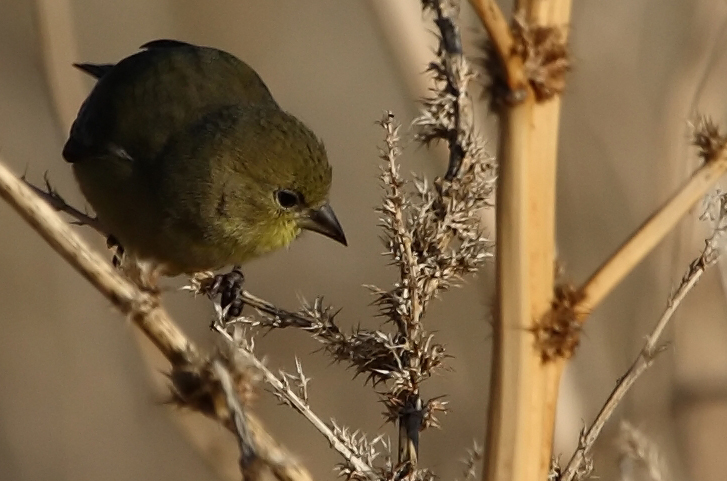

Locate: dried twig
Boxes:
[561,226,720,481]
[185,281,406,385]
[213,324,379,481]
[22,172,103,232]
[212,360,262,480]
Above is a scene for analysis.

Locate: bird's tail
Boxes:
[73,62,114,79]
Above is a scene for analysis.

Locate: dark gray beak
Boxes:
[299,203,347,246]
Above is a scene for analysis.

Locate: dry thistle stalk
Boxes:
[371,108,493,467]
[417,0,482,181]
[366,2,494,467]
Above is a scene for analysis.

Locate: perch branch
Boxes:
[0,158,313,481]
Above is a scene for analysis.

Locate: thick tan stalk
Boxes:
[484,2,573,481]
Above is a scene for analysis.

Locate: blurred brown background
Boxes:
[1,1,727,480]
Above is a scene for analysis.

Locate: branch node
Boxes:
[693,116,727,163]
[534,283,584,362]
[481,13,571,108]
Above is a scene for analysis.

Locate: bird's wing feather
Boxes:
[63,40,277,165]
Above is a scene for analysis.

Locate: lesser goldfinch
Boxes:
[63,39,346,276]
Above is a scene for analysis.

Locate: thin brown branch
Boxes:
[575,145,727,321]
[212,360,264,481]
[467,0,528,94]
[561,247,715,481]
[214,325,380,481]
[0,158,313,481]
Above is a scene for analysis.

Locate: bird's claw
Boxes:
[207,267,246,320]
[106,235,125,268]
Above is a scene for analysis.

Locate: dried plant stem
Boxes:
[212,361,262,480]
[214,326,379,481]
[467,0,527,93]
[380,113,420,467]
[0,158,313,481]
[576,155,727,319]
[562,252,712,481]
[482,2,573,481]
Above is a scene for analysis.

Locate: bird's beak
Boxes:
[299,203,347,246]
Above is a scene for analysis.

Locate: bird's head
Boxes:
[219,105,346,254]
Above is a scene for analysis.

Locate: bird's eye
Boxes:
[276,189,300,209]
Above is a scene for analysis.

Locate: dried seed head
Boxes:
[512,15,571,101]
[480,14,571,107]
[693,116,727,163]
[533,283,584,362]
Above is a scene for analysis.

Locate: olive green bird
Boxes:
[64,39,346,277]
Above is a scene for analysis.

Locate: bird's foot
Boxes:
[106,234,125,268]
[106,235,161,294]
[205,267,246,322]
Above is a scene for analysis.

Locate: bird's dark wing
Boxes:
[63,40,277,165]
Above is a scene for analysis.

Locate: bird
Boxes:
[63,39,346,281]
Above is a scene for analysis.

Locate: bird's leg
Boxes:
[207,266,246,320]
[106,234,125,268]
